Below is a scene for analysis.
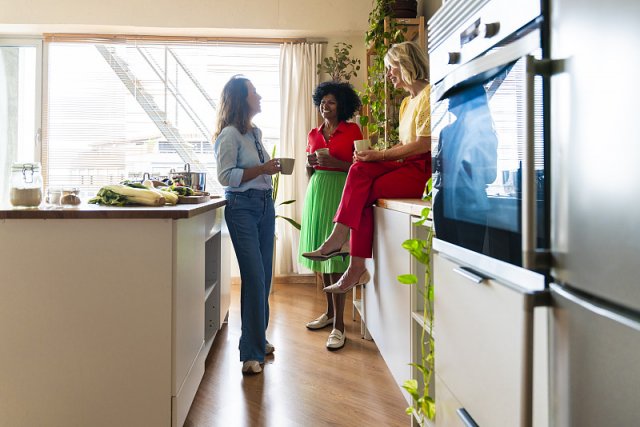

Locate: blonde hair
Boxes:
[384,41,429,86]
[214,75,252,139]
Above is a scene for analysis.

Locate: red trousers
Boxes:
[334,153,431,258]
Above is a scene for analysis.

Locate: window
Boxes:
[44,39,280,195]
[0,39,42,202]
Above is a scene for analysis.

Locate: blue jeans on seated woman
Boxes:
[224,188,275,363]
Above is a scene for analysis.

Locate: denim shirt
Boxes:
[214,125,273,192]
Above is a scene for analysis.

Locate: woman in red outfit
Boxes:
[299,81,362,350]
[303,41,432,293]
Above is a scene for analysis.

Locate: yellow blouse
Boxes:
[398,85,431,144]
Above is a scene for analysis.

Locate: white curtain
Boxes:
[276,43,322,275]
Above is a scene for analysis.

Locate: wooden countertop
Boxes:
[376,198,432,217]
[0,198,226,220]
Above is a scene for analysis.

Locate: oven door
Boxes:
[432,28,547,268]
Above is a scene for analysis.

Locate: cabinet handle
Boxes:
[456,408,480,427]
[453,267,485,284]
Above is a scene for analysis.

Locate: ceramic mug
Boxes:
[354,139,371,152]
[315,148,329,158]
[277,158,295,175]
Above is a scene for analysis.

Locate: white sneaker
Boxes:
[306,313,334,330]
[265,341,275,355]
[242,360,262,374]
[326,328,346,350]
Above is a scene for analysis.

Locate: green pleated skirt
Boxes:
[298,170,350,274]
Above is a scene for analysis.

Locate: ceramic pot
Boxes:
[390,0,418,18]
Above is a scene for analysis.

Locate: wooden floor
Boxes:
[184,279,410,427]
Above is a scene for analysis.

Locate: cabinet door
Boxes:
[434,253,533,427]
[366,207,413,403]
[172,214,206,427]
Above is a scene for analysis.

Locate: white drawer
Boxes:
[435,374,466,427]
[434,253,534,427]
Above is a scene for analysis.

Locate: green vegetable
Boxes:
[121,180,148,189]
[88,184,166,206]
[162,185,194,197]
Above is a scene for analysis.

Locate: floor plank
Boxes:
[184,280,410,427]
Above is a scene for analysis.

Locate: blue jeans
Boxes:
[225,189,275,362]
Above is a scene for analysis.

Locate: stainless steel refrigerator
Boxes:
[548,0,640,424]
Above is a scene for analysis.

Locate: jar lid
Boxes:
[12,162,41,171]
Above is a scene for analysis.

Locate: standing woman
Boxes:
[214,76,281,374]
[303,41,431,293]
[299,81,362,350]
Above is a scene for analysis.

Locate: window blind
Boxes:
[43,38,281,196]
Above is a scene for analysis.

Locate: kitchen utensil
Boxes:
[169,163,207,191]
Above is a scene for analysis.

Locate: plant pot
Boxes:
[389,0,418,18]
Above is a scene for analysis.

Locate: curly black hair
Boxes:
[312,81,362,122]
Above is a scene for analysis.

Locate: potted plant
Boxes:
[317,42,361,82]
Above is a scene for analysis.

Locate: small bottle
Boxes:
[10,162,43,207]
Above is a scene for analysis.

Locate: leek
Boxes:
[89,184,166,206]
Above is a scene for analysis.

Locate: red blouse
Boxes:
[306,121,363,171]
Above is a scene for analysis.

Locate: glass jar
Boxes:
[10,162,43,207]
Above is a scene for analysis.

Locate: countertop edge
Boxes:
[0,199,227,220]
[375,198,432,217]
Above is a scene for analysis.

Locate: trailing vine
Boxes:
[397,178,435,425]
[360,0,407,149]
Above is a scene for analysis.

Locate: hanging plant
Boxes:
[397,178,435,425]
[360,0,408,149]
[317,42,361,82]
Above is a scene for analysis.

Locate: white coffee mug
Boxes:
[315,148,329,158]
[354,139,371,152]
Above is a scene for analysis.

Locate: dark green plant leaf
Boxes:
[276,215,301,230]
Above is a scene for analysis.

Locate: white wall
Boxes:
[0,0,370,39]
[0,0,370,90]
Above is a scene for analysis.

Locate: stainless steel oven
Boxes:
[430,0,548,270]
[429,2,550,425]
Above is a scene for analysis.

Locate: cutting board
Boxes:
[177,195,210,204]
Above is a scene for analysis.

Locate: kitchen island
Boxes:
[0,199,229,427]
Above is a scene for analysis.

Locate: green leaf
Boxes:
[397,274,418,285]
[402,379,419,399]
[276,215,301,230]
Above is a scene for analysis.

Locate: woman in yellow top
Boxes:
[303,41,432,293]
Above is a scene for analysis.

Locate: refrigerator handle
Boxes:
[523,57,565,269]
[551,283,640,332]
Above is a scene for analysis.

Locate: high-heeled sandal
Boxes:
[323,269,371,294]
[302,242,350,262]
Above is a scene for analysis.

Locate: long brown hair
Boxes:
[214,75,252,139]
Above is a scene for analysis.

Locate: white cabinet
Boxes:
[365,201,433,411]
[204,207,231,353]
[365,206,414,404]
[433,250,548,427]
[0,203,229,427]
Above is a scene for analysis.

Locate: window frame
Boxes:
[0,36,44,163]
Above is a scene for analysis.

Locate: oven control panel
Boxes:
[428,0,541,84]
